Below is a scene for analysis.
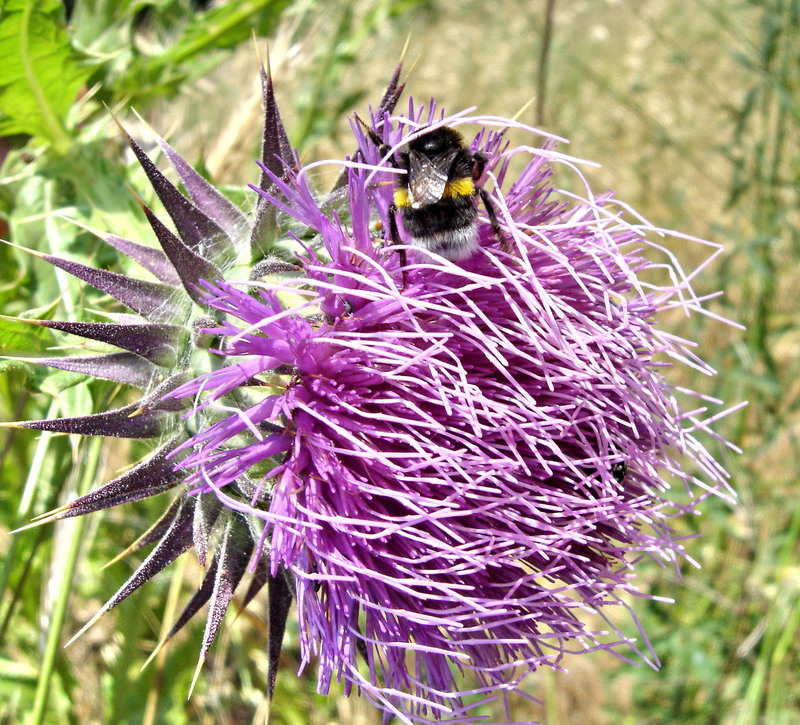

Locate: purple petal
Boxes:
[171,102,737,718]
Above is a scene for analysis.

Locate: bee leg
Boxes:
[471,153,508,253]
[477,185,508,252]
[386,203,407,288]
[473,151,488,177]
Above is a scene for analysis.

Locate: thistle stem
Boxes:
[0,400,59,639]
[535,0,557,126]
[28,436,104,725]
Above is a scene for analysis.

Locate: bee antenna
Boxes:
[353,112,369,131]
[354,113,384,148]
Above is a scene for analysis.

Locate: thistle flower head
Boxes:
[10,64,737,723]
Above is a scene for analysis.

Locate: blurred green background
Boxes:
[0,1,797,723]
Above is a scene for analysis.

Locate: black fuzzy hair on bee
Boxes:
[360,121,503,275]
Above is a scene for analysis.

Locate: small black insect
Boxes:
[361,121,502,271]
[610,460,628,483]
[580,459,628,484]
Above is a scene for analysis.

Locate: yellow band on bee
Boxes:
[443,177,475,199]
[393,178,474,208]
[394,188,410,208]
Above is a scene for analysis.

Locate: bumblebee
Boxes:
[363,122,502,266]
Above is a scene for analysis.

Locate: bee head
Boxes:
[407,126,467,158]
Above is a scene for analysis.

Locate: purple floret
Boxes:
[165,102,737,722]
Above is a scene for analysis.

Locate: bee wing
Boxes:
[407,148,460,207]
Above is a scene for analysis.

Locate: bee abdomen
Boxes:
[409,226,479,260]
[402,198,476,235]
[402,199,479,260]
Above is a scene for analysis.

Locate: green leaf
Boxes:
[68,0,293,107]
[162,0,293,65]
[0,316,49,354]
[0,0,90,148]
[117,0,292,103]
[67,0,138,53]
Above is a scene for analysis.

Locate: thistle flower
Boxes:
[7,62,738,724]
